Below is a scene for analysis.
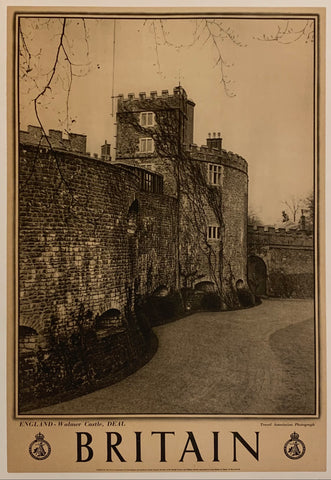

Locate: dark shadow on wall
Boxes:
[247,255,267,296]
[18,304,158,413]
[268,272,314,298]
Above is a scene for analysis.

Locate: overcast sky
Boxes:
[19,16,315,224]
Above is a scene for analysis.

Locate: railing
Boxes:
[138,168,163,193]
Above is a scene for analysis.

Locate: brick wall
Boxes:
[136,192,178,294]
[19,145,137,336]
[19,144,178,338]
[18,143,180,408]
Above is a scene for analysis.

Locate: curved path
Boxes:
[29,299,315,416]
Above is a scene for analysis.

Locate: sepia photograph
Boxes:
[15,11,319,419]
[5,4,329,475]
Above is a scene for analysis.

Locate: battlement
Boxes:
[187,144,248,174]
[117,86,195,106]
[20,125,87,154]
[248,224,313,248]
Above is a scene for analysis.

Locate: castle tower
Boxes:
[115,86,248,303]
[115,87,195,192]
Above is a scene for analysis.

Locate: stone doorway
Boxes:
[248,255,267,296]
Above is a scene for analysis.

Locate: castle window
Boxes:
[140,112,155,127]
[207,225,220,240]
[208,163,222,185]
[139,137,154,153]
[143,172,153,191]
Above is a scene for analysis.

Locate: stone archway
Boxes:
[248,255,267,296]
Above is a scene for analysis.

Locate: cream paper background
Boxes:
[3,1,330,479]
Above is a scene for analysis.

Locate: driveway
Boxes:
[28,298,315,415]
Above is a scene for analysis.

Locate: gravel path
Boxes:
[28,298,315,416]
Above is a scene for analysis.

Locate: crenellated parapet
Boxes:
[248,224,313,248]
[187,144,248,175]
[117,86,195,107]
[20,125,87,155]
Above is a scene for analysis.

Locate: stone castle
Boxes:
[18,86,313,410]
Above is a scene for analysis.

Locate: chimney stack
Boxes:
[101,140,111,162]
[206,131,222,151]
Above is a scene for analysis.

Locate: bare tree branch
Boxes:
[254,19,314,44]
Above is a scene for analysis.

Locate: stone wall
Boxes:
[115,86,249,307]
[247,225,314,298]
[20,145,135,337]
[222,164,248,289]
[19,144,178,337]
[18,142,179,409]
[135,191,178,294]
[177,158,248,310]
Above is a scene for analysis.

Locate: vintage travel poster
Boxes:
[5,4,328,477]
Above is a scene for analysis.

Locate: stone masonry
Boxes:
[115,86,248,306]
[19,143,177,339]
[247,225,314,297]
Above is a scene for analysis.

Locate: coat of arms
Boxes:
[28,432,51,460]
[284,432,306,460]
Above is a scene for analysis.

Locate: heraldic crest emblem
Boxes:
[284,431,306,460]
[28,432,51,460]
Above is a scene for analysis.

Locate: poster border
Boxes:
[12,7,322,420]
[4,4,329,477]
